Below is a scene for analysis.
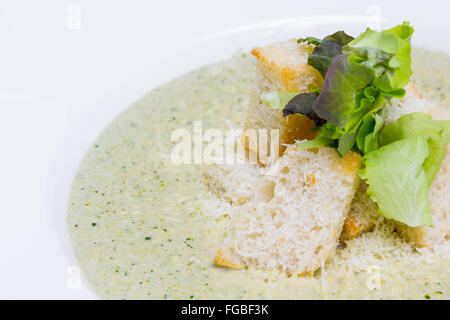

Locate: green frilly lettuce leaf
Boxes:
[347,22,414,94]
[360,112,450,227]
[259,91,299,110]
[359,136,432,227]
[380,112,450,184]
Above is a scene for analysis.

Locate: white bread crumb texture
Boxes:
[211,147,360,274]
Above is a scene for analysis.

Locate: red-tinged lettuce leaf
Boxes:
[259,91,326,127]
[304,31,354,78]
[312,54,375,129]
[342,90,385,133]
[282,92,325,126]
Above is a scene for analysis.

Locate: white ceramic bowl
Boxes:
[0,0,448,299]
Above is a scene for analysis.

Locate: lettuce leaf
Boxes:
[297,36,322,46]
[380,112,450,184]
[356,115,375,151]
[342,86,386,133]
[312,54,375,128]
[304,31,354,77]
[282,92,325,126]
[260,91,299,110]
[347,22,414,94]
[296,136,334,149]
[280,24,449,228]
[363,111,385,154]
[335,88,386,156]
[296,122,340,149]
[323,31,355,45]
[312,23,413,131]
[380,112,450,144]
[359,136,432,227]
[360,113,450,227]
[337,131,357,156]
[260,91,325,127]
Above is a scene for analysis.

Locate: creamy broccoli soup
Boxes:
[68,49,449,300]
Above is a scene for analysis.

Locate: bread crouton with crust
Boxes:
[215,146,361,275]
[243,40,323,161]
[251,39,323,94]
[214,247,245,269]
[339,181,381,242]
[203,162,265,206]
[243,39,370,244]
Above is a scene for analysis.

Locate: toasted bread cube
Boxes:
[214,248,246,269]
[216,146,360,275]
[386,85,450,248]
[339,182,380,242]
[204,161,265,206]
[243,92,317,162]
[251,39,323,93]
[243,40,323,162]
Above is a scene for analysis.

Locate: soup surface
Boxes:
[68,49,450,299]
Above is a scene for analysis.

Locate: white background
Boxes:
[0,0,448,299]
